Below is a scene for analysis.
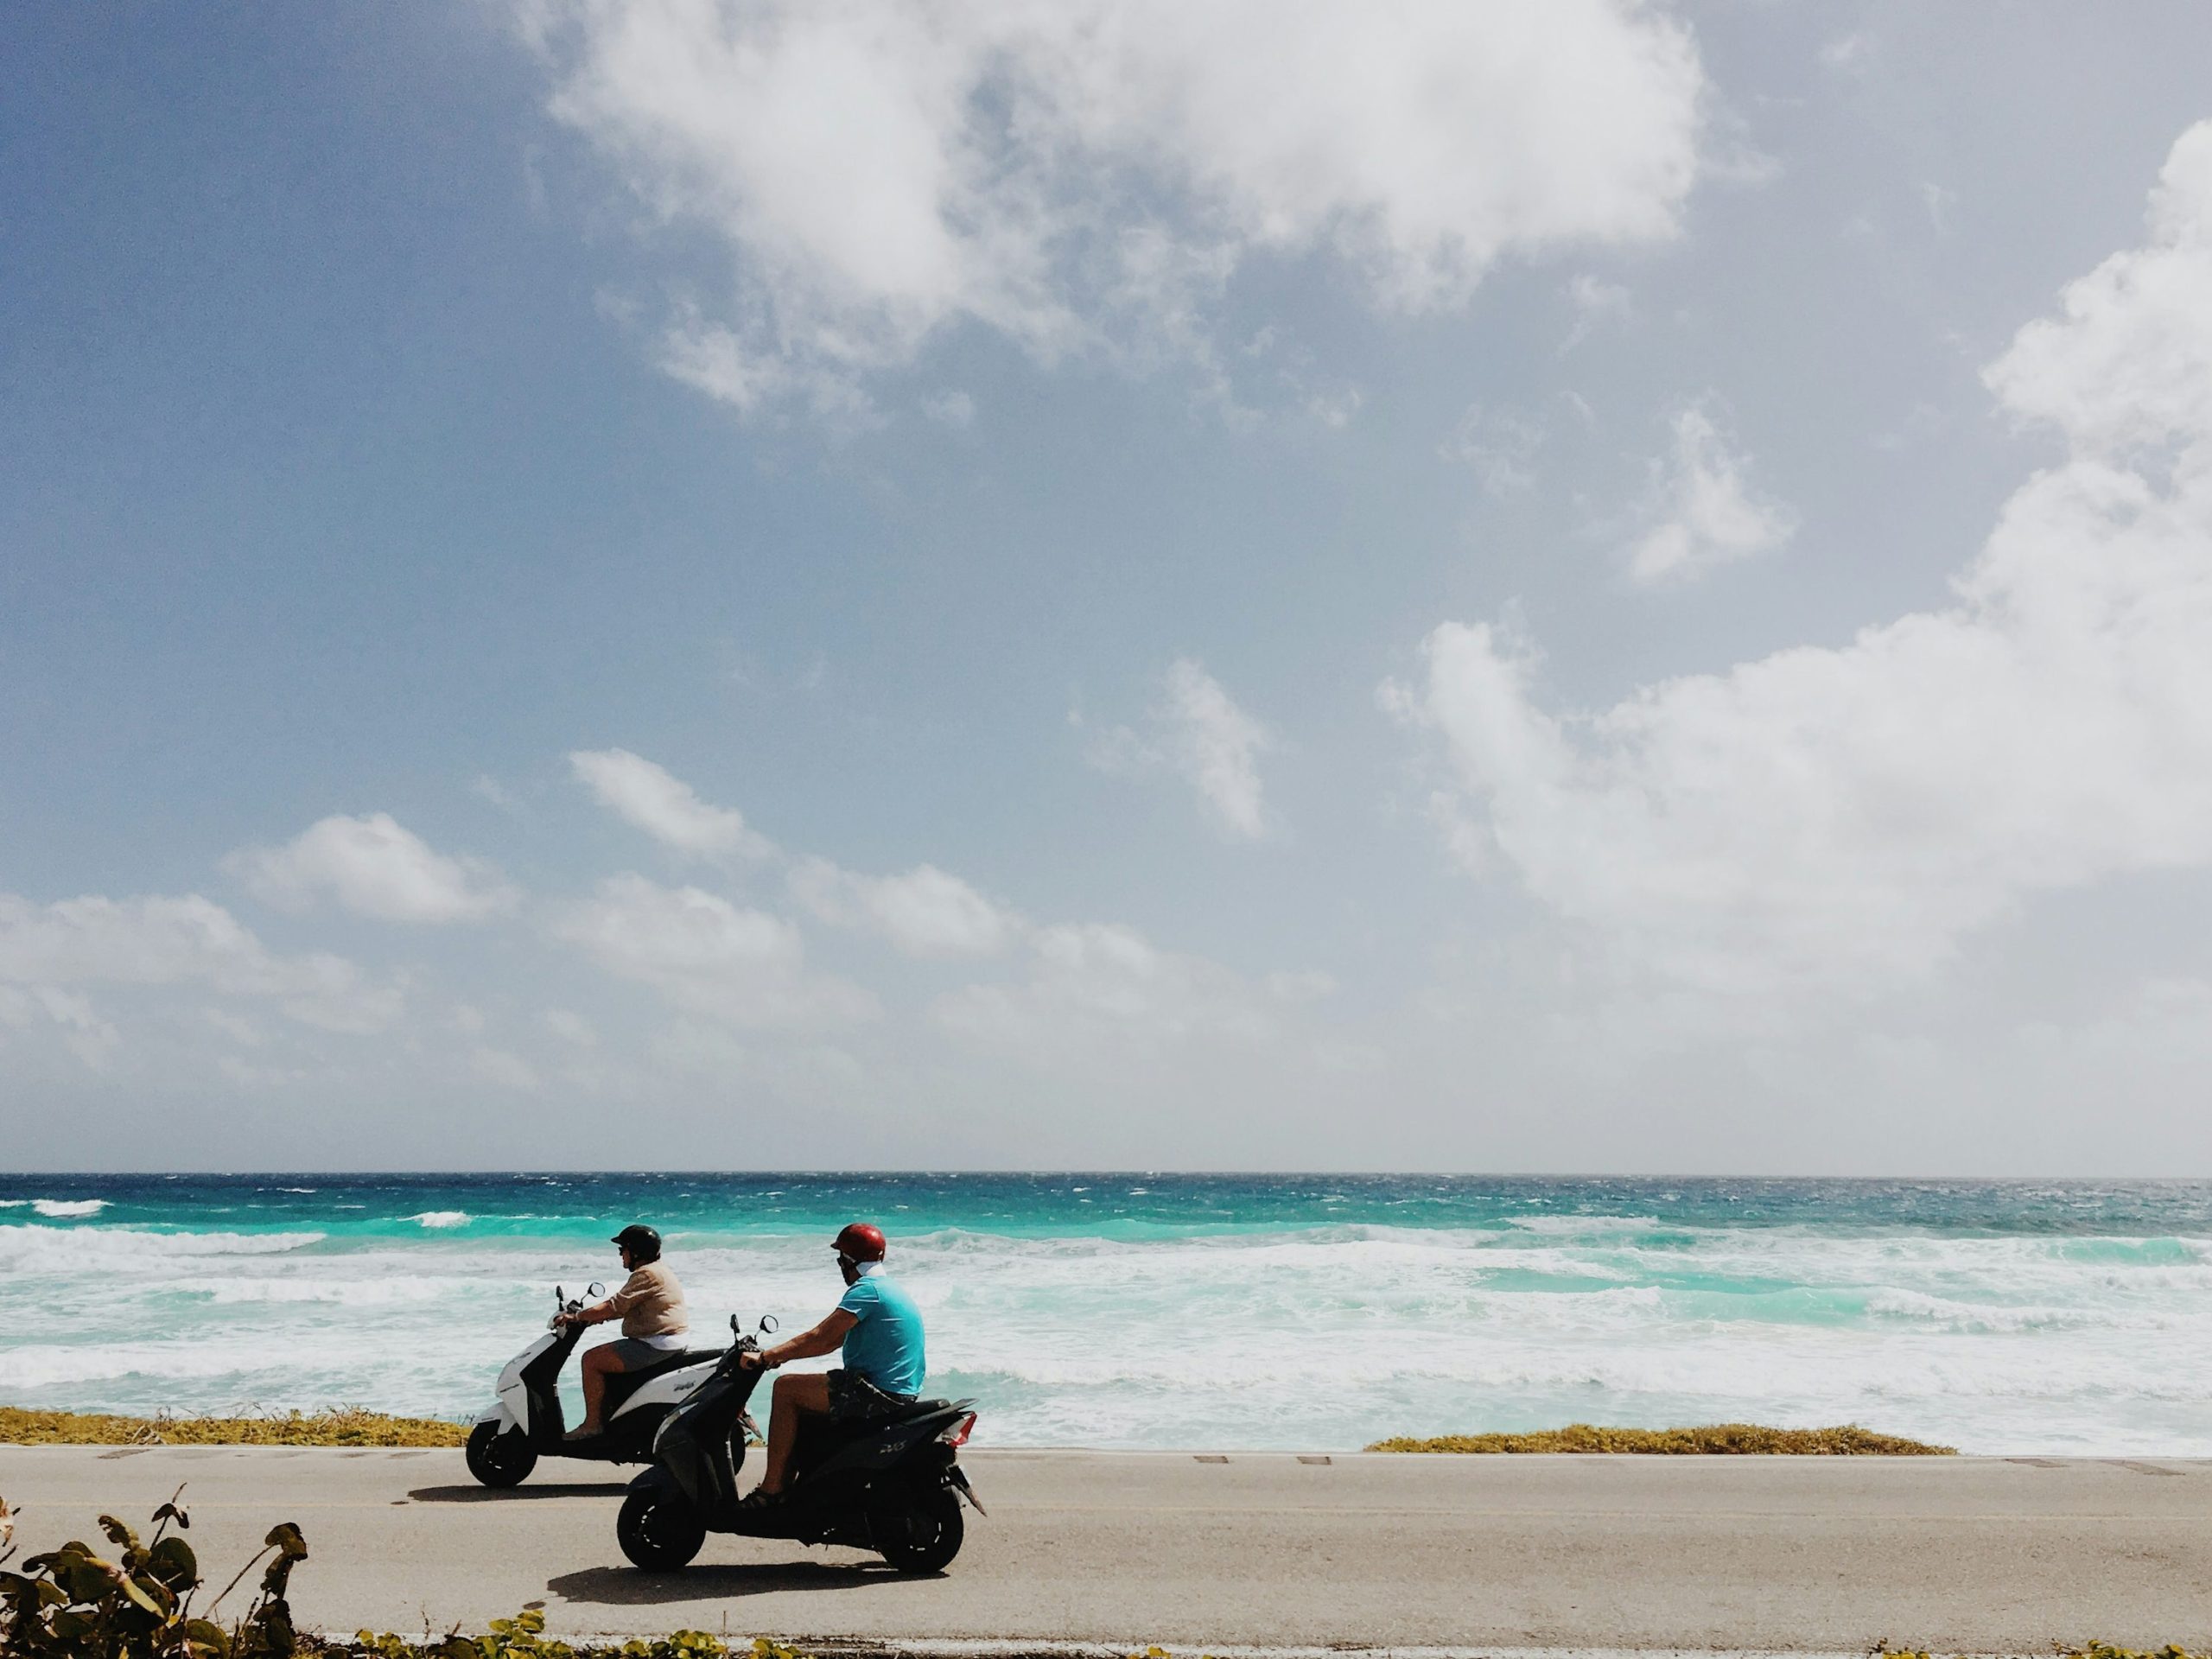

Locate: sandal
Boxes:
[736,1486,785,1510]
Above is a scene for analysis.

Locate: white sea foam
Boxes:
[0,1225,327,1272]
[410,1211,472,1229]
[31,1198,107,1217]
[177,1277,448,1306]
[10,1198,2212,1455]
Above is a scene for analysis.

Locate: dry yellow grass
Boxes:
[0,1405,468,1447]
[1366,1421,1955,1455]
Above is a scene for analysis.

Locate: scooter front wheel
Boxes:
[871,1482,963,1575]
[618,1486,706,1571]
[465,1421,537,1488]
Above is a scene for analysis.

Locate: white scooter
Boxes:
[465,1282,724,1488]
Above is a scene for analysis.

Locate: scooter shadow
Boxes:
[407,1484,631,1503]
[547,1561,925,1604]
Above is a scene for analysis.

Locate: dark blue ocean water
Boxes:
[5,1173,2209,1451]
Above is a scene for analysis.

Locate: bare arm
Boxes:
[560,1272,638,1328]
[754,1307,858,1369]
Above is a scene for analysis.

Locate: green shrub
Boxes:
[0,1487,307,1659]
[1366,1421,1955,1454]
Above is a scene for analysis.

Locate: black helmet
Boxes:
[610,1224,662,1262]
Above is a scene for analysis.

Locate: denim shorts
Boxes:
[825,1368,913,1421]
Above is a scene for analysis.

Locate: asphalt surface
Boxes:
[4,1446,2211,1652]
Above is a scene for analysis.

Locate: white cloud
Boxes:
[470,1046,540,1090]
[1560,271,1631,353]
[0,986,121,1070]
[1386,124,2212,993]
[789,858,1025,959]
[1162,661,1274,838]
[1986,130,2212,455]
[0,892,403,1035]
[569,748,775,859]
[931,922,1319,1058]
[229,814,516,924]
[553,873,874,1027]
[1819,33,1872,73]
[1092,659,1276,839]
[1624,404,1796,584]
[1918,181,1956,234]
[540,1007,598,1046]
[921,389,976,429]
[202,1007,265,1047]
[1443,404,1548,496]
[517,0,1707,412]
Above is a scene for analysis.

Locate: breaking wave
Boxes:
[0,1225,327,1273]
[7,1174,2212,1453]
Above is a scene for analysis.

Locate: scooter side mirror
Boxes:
[587,1281,607,1299]
[729,1313,741,1335]
[759,1314,778,1334]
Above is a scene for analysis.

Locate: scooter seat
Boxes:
[625,1347,722,1382]
[880,1395,957,1423]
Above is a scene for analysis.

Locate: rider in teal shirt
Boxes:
[836,1265,927,1398]
[740,1221,927,1503]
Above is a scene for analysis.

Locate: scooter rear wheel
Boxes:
[465,1421,537,1488]
[618,1487,706,1571]
[871,1483,964,1575]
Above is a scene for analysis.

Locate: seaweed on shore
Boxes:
[0,1408,468,1449]
[1366,1421,1955,1454]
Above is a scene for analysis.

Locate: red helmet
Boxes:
[832,1221,887,1262]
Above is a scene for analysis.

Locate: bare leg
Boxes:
[760,1371,830,1494]
[572,1344,626,1438]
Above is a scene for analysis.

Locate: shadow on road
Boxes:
[407,1484,629,1503]
[548,1562,925,1604]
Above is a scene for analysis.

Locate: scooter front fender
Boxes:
[474,1401,516,1431]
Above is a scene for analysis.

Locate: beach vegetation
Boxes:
[0,1487,306,1659]
[342,1611,806,1659]
[0,1408,467,1449]
[1366,1421,1955,1454]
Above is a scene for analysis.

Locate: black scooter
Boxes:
[616,1315,982,1575]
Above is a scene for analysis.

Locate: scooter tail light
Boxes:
[938,1412,976,1447]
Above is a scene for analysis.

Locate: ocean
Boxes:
[3,1173,2209,1454]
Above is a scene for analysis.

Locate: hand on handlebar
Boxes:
[738,1348,769,1372]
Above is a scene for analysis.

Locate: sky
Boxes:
[5,1,2212,1173]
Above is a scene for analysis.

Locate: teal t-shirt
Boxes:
[836,1272,926,1398]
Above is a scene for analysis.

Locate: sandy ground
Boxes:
[3,1446,2211,1652]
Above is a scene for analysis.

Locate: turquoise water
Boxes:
[4,1173,2210,1452]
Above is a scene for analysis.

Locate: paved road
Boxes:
[4,1447,2211,1652]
